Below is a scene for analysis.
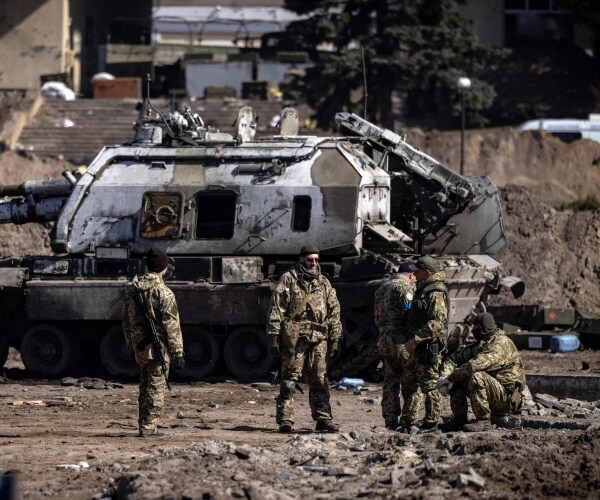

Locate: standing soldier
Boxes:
[438,312,525,432]
[374,263,422,431]
[122,248,185,437]
[267,244,342,433]
[406,256,449,433]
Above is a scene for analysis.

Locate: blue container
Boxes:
[336,377,365,388]
[550,334,580,353]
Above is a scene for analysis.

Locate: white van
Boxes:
[519,118,600,144]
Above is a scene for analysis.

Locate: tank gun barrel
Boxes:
[0,177,74,224]
[0,178,72,198]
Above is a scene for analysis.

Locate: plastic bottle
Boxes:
[550,334,580,353]
[336,377,365,388]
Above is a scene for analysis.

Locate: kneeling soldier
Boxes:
[438,312,525,432]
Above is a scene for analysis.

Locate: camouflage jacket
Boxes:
[374,274,414,332]
[410,271,449,344]
[266,264,342,341]
[444,330,525,389]
[122,272,184,363]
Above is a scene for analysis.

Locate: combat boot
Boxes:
[139,430,165,438]
[462,419,492,432]
[385,420,398,431]
[416,422,438,434]
[396,424,420,435]
[278,420,293,433]
[316,419,339,433]
[439,416,468,432]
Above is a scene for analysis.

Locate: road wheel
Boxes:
[179,326,219,379]
[0,328,8,368]
[224,326,272,380]
[21,324,81,377]
[100,325,138,378]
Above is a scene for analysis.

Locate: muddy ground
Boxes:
[1,349,599,500]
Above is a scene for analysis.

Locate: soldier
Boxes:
[406,256,449,433]
[122,248,185,437]
[374,263,422,431]
[267,244,342,433]
[437,312,526,432]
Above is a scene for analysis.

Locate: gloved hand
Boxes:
[172,356,185,370]
[437,376,453,396]
[269,336,280,358]
[329,338,341,359]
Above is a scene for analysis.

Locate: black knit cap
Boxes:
[474,312,497,335]
[398,262,415,273]
[300,244,319,256]
[147,248,169,273]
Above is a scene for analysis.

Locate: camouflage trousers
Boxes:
[276,336,332,424]
[450,372,511,420]
[378,330,422,427]
[414,341,442,426]
[138,358,169,435]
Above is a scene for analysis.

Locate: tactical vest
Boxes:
[412,280,449,338]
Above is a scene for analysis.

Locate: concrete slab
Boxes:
[527,374,600,401]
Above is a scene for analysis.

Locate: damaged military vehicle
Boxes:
[0,101,523,379]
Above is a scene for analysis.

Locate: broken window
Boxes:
[195,191,237,239]
[292,196,311,232]
[140,192,183,239]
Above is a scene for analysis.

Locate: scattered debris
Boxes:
[454,467,485,489]
[60,377,124,390]
[56,461,89,471]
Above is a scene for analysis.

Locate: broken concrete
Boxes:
[528,374,600,400]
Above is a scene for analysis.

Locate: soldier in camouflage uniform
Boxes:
[438,312,526,432]
[267,244,342,433]
[406,256,449,433]
[122,248,185,437]
[374,263,422,431]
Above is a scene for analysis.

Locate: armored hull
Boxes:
[0,106,522,379]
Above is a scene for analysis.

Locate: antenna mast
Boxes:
[361,46,368,119]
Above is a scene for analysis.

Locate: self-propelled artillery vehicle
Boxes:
[0,102,523,379]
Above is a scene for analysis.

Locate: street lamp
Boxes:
[457,76,471,175]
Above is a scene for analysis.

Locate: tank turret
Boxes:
[0,104,522,380]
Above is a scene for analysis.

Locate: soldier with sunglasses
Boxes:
[267,244,342,434]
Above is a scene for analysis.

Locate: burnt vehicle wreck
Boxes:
[0,101,523,379]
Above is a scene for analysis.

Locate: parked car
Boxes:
[519,118,600,144]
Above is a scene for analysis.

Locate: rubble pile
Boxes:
[105,424,600,500]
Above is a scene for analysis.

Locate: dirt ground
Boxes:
[1,349,599,500]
